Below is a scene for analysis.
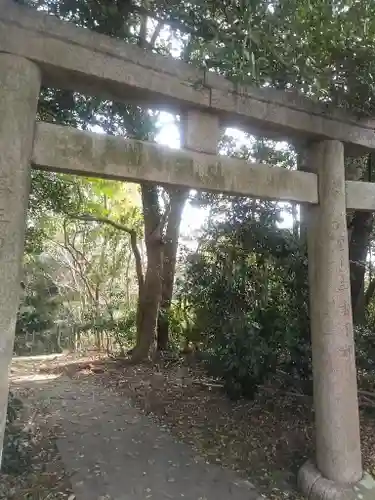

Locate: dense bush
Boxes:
[178,203,312,399]
[204,312,281,399]
[14,264,63,355]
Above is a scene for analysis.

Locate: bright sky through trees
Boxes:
[155,112,294,237]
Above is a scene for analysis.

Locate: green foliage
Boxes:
[26,171,80,255]
[15,260,63,355]
[78,308,137,354]
[112,310,137,348]
[205,314,280,400]
[355,325,375,372]
[160,300,198,351]
[154,0,375,115]
[2,393,32,475]
[19,169,144,354]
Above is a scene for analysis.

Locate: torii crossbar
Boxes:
[1,1,375,498]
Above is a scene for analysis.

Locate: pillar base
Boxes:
[298,461,375,500]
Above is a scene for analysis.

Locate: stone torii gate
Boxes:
[1,1,375,498]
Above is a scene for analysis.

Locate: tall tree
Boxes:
[157,187,188,351]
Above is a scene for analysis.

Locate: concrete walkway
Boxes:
[13,367,263,500]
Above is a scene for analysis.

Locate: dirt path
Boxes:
[10,356,263,500]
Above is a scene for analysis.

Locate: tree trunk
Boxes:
[291,202,299,239]
[125,251,132,305]
[157,188,188,351]
[131,185,164,362]
[133,240,163,361]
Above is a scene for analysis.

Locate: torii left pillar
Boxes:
[0,53,41,467]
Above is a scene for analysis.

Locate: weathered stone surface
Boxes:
[1,1,375,150]
[299,461,375,500]
[305,140,362,485]
[180,110,220,153]
[31,123,375,211]
[32,122,319,204]
[209,88,375,151]
[0,54,41,466]
[346,180,375,211]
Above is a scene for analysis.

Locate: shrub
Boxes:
[163,300,200,352]
[177,210,312,399]
[204,313,280,399]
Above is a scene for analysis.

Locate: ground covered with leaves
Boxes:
[5,353,375,500]
[38,354,375,500]
[1,427,73,500]
[2,358,74,500]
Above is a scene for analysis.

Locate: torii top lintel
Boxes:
[1,0,375,153]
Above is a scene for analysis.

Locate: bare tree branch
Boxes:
[67,213,144,294]
[62,221,97,304]
[150,20,163,47]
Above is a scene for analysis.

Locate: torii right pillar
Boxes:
[298,140,375,500]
